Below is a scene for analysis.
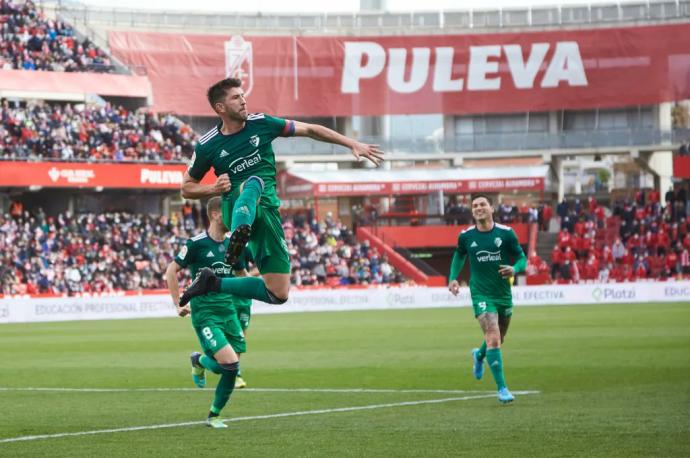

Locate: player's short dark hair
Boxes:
[207,78,242,110]
[206,196,222,217]
[471,194,493,206]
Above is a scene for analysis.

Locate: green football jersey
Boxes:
[455,223,525,302]
[187,113,294,209]
[175,231,237,327]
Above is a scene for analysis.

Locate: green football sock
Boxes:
[230,178,262,231]
[220,277,282,304]
[477,341,487,361]
[210,364,239,414]
[200,355,222,374]
[486,348,507,390]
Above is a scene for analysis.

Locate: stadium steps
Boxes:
[536,231,559,267]
[356,227,446,286]
[393,246,443,277]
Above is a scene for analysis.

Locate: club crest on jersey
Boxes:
[249,135,260,147]
[224,35,253,96]
[494,237,503,247]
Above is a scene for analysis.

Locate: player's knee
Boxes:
[266,287,288,304]
[218,361,239,374]
[246,176,265,191]
[486,334,501,348]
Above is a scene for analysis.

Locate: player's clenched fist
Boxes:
[448,280,460,296]
[213,174,231,194]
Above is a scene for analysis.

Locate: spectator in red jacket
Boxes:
[681,248,690,275]
[634,262,648,280]
[558,229,572,249]
[666,250,679,275]
[583,256,599,281]
[541,204,553,231]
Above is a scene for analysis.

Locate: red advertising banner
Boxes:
[280,173,544,197]
[109,24,690,117]
[0,161,214,189]
[0,69,152,99]
[673,156,690,179]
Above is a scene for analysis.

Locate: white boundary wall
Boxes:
[1,281,690,324]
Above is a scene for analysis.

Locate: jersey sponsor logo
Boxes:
[470,241,478,247]
[210,261,233,276]
[228,149,261,174]
[494,237,503,247]
[476,250,502,262]
[224,35,254,96]
[249,135,260,147]
[178,245,188,260]
[219,149,230,158]
[206,250,215,258]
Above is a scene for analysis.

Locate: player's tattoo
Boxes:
[477,312,499,335]
[499,315,511,343]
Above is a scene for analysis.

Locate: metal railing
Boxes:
[52,0,690,34]
[2,128,687,163]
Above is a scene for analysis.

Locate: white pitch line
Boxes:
[0,387,498,394]
[0,391,540,444]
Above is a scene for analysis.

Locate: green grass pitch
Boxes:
[0,302,689,457]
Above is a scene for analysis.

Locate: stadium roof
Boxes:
[279,165,548,198]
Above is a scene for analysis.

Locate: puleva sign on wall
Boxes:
[109,23,690,117]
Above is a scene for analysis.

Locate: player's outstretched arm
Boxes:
[165,262,190,317]
[292,121,384,166]
[181,171,231,200]
[448,250,466,296]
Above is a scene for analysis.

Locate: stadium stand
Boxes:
[0,100,195,162]
[0,209,405,295]
[0,0,115,73]
[546,189,690,284]
[285,213,404,287]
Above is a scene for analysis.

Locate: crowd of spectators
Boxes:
[286,212,404,287]
[0,100,196,162]
[0,210,190,295]
[543,189,690,284]
[0,207,405,296]
[0,0,114,73]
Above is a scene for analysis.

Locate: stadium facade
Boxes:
[0,0,683,221]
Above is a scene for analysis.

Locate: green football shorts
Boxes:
[222,187,290,275]
[471,295,513,318]
[195,316,246,356]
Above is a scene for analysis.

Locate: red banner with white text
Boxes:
[0,161,215,189]
[109,24,690,117]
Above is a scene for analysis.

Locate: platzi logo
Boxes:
[592,287,635,302]
[225,35,253,96]
[592,287,603,301]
